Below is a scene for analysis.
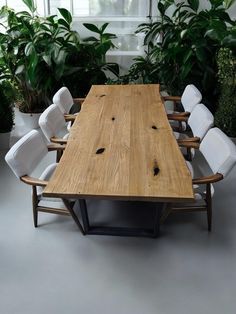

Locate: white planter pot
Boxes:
[19,111,41,130]
[0,132,11,150]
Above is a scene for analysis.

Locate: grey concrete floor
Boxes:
[1,111,236,314]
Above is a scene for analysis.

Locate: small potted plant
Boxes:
[0,81,14,149]
[0,0,78,129]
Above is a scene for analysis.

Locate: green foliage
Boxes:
[63,22,119,97]
[135,0,236,104]
[0,4,78,112]
[22,0,36,13]
[0,1,119,110]
[215,48,236,137]
[0,81,14,133]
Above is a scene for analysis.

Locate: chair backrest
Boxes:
[5,130,47,178]
[181,84,202,113]
[53,87,73,114]
[188,104,214,140]
[200,127,236,177]
[39,104,68,142]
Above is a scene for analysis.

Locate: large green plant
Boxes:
[63,23,119,97]
[0,81,14,133]
[215,48,236,137]
[136,0,236,105]
[0,0,79,113]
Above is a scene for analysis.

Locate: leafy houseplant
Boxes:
[62,23,119,98]
[0,0,119,107]
[215,48,236,137]
[135,0,236,107]
[0,0,79,113]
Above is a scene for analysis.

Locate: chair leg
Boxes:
[56,150,63,162]
[185,147,192,161]
[206,183,212,231]
[32,186,39,227]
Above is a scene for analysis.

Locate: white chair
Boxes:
[161,128,236,231]
[163,84,202,131]
[173,104,214,159]
[53,87,84,123]
[163,84,202,115]
[39,104,69,145]
[5,130,84,233]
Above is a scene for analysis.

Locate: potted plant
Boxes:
[0,81,14,149]
[62,22,119,97]
[215,47,236,140]
[0,0,79,128]
[135,0,236,108]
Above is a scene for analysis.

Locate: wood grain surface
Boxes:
[44,84,194,202]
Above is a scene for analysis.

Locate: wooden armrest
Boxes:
[50,137,68,144]
[175,111,190,117]
[177,137,200,144]
[73,97,85,105]
[192,173,223,184]
[47,143,66,151]
[167,114,189,122]
[20,175,48,187]
[178,141,200,149]
[64,114,76,122]
[163,96,181,102]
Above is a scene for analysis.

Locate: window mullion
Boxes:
[70,0,73,15]
[46,0,50,15]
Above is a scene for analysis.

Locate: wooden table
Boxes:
[44,84,194,237]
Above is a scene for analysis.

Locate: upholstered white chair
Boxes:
[163,84,202,115]
[163,84,202,131]
[173,104,214,159]
[161,128,236,231]
[5,130,84,233]
[39,104,69,145]
[53,87,84,123]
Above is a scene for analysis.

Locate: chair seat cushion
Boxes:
[185,160,215,199]
[37,163,57,196]
[63,132,69,140]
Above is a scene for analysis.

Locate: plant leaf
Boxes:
[58,8,72,25]
[83,36,98,42]
[187,0,199,12]
[22,0,36,13]
[224,0,236,9]
[100,23,109,34]
[24,42,34,56]
[83,23,100,34]
[58,18,70,29]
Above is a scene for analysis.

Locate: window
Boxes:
[49,0,149,17]
[1,0,45,15]
[0,0,153,72]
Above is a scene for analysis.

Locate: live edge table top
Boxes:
[43,84,194,202]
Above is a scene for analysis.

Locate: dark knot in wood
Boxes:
[96,148,105,154]
[153,159,160,176]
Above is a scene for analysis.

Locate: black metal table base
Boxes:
[79,199,164,238]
